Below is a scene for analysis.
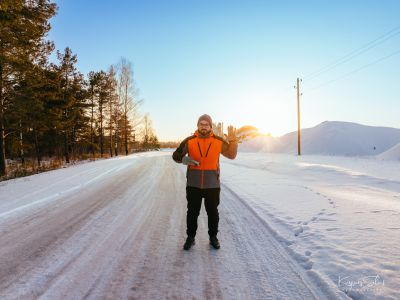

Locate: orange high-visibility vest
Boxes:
[187,131,224,188]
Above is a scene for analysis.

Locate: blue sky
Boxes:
[48,0,400,141]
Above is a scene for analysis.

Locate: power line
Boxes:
[303,25,400,81]
[305,48,400,93]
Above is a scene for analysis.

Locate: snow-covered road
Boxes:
[0,152,332,299]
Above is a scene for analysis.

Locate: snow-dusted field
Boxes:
[222,153,399,300]
[0,150,398,299]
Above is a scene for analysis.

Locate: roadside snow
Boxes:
[221,152,399,299]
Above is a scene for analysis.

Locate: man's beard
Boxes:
[199,128,211,136]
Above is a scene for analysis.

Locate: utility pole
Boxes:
[296,78,302,156]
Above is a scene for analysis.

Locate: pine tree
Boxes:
[55,47,88,163]
[12,64,49,167]
[88,71,100,157]
[96,71,108,157]
[0,0,57,175]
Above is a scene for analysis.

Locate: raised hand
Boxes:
[226,125,237,142]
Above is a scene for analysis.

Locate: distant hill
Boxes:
[240,121,400,156]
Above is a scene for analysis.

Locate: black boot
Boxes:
[209,236,220,249]
[183,236,195,250]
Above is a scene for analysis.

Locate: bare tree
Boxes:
[140,113,159,150]
[143,113,150,147]
[107,66,118,157]
[116,58,142,155]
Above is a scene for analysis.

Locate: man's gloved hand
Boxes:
[182,156,200,166]
[225,125,237,143]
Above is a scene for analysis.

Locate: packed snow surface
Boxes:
[0,150,398,299]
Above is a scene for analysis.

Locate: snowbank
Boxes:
[377,143,400,161]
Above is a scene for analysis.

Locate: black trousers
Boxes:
[186,186,220,237]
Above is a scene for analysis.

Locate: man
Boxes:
[172,114,238,250]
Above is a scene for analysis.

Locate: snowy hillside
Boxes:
[240,121,400,156]
[377,143,400,161]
